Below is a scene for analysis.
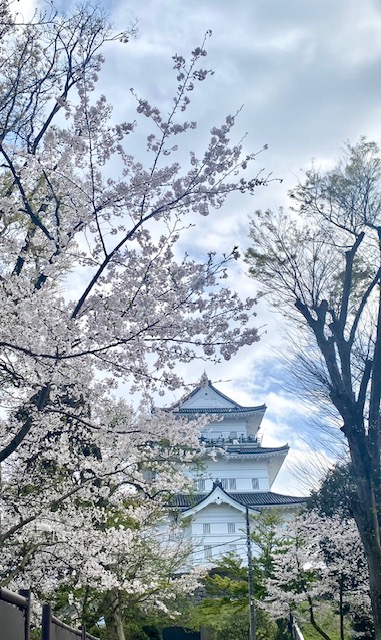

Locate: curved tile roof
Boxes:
[223,445,289,455]
[168,491,306,509]
[175,405,266,414]
[168,379,265,413]
[171,379,241,409]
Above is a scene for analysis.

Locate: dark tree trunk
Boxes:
[367,557,381,640]
[306,594,332,640]
[348,434,381,640]
[355,516,381,640]
[339,577,344,640]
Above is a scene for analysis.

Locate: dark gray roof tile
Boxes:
[174,405,266,414]
[168,491,306,509]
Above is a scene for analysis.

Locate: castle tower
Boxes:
[169,377,305,565]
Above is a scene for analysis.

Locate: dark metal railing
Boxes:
[201,435,261,446]
[289,613,305,640]
[0,587,99,640]
[0,587,30,640]
[41,603,99,640]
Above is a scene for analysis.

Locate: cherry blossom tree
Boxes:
[266,511,370,640]
[0,0,269,609]
[1,404,204,598]
[32,501,203,640]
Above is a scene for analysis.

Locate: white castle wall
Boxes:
[188,502,248,565]
[193,458,270,492]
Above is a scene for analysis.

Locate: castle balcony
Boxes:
[200,434,262,448]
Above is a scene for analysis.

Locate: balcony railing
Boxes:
[200,434,261,447]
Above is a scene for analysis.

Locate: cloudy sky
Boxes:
[25,0,381,494]
[97,0,381,495]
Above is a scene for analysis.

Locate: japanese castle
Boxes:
[168,375,305,565]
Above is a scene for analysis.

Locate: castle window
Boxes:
[204,545,212,559]
[203,523,211,535]
[229,478,237,490]
[143,470,156,482]
[196,479,206,491]
[228,522,235,533]
[221,478,229,490]
[252,478,259,490]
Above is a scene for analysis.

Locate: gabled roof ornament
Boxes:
[200,371,209,387]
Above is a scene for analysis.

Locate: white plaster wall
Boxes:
[201,417,249,439]
[182,387,234,409]
[183,505,300,567]
[200,413,264,439]
[188,503,248,565]
[193,458,270,492]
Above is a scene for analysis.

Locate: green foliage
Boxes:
[307,463,357,518]
[203,554,249,601]
[188,544,278,640]
[187,596,277,640]
[251,509,287,598]
[297,601,350,640]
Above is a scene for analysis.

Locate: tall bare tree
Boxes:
[246,139,381,639]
